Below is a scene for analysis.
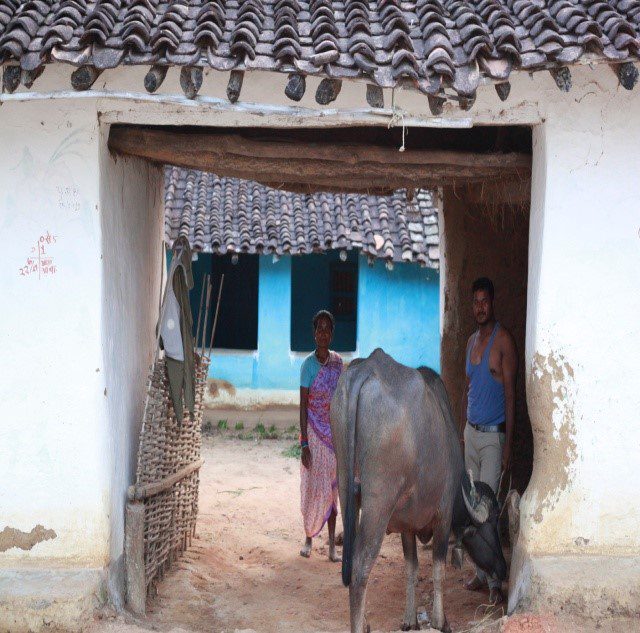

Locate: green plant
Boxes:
[254,422,266,435]
[217,419,228,430]
[234,421,245,431]
[282,444,302,459]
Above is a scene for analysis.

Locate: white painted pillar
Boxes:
[511,87,640,616]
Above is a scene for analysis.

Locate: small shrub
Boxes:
[235,421,245,431]
[283,425,299,440]
[202,420,213,434]
[217,419,228,430]
[282,444,302,459]
[254,422,266,435]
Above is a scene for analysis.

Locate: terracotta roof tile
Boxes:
[1,0,639,98]
[164,166,439,267]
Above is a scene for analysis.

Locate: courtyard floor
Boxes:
[89,412,637,633]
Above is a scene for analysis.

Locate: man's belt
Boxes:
[468,421,506,433]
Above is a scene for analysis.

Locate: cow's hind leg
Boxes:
[401,532,419,631]
[349,506,390,633]
[431,524,451,633]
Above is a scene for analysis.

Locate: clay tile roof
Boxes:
[164,166,440,267]
[1,0,639,98]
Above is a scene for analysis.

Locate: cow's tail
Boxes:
[341,366,370,587]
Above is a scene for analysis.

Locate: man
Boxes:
[461,277,517,605]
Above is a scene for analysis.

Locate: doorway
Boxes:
[107,122,533,632]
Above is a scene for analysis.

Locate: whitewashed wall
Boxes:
[0,98,108,565]
[1,61,639,624]
[510,74,640,615]
[0,66,163,627]
[99,142,164,605]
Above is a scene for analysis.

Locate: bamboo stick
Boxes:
[207,274,225,360]
[125,502,146,614]
[128,459,204,500]
[195,272,207,354]
[201,277,213,356]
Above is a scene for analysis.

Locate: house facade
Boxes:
[1,1,640,629]
[165,167,441,406]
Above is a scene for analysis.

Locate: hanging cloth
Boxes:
[158,236,195,423]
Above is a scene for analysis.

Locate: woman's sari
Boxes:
[300,351,343,537]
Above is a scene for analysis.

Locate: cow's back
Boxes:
[331,349,462,535]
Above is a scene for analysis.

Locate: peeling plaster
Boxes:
[527,351,578,523]
[207,378,237,399]
[0,525,57,553]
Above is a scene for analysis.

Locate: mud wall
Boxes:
[440,187,532,493]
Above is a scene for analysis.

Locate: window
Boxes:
[291,250,358,352]
[190,253,259,351]
[330,262,358,320]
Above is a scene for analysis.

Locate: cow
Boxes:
[330,349,507,633]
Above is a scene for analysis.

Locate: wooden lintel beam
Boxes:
[106,150,517,187]
[108,126,531,193]
[109,127,531,172]
[185,167,509,192]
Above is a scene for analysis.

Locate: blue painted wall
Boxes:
[357,259,440,372]
[202,253,440,390]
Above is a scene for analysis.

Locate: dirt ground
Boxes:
[91,431,638,633]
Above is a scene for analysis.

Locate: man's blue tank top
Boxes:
[466,323,505,426]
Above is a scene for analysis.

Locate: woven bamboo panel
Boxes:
[134,355,209,590]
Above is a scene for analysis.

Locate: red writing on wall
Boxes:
[19,231,58,279]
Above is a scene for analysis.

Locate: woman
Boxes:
[299,310,343,561]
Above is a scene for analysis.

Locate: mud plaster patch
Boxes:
[0,525,57,552]
[527,352,578,523]
[207,379,236,399]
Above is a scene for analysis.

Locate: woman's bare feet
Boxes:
[328,544,341,562]
[300,537,312,558]
[327,509,340,561]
